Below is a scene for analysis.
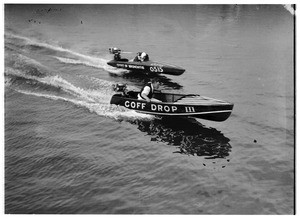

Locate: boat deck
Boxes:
[173,95,231,105]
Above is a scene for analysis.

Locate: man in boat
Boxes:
[133,52,142,62]
[133,52,149,62]
[138,78,161,102]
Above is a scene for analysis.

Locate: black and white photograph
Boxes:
[3,1,295,215]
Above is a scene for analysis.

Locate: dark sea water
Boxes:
[4,4,294,214]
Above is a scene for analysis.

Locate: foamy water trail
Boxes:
[53,56,86,65]
[6,33,119,70]
[53,56,129,75]
[104,67,130,75]
[53,55,107,68]
[6,33,98,60]
[15,89,153,121]
[5,65,152,121]
[5,67,110,103]
[6,33,131,75]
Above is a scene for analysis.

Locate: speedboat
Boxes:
[107,47,185,76]
[110,84,234,122]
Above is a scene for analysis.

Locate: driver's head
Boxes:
[141,52,146,60]
[150,78,160,89]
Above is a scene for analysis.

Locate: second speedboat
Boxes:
[107,47,185,76]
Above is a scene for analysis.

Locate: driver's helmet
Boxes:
[141,52,147,60]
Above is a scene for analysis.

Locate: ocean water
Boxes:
[4,4,294,214]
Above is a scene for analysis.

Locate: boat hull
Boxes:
[107,60,185,76]
[110,92,234,122]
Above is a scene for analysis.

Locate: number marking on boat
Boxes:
[185,106,195,113]
[150,66,163,73]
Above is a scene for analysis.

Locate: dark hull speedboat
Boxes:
[110,90,234,122]
[107,47,185,75]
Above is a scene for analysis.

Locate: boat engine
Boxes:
[112,83,127,93]
[109,47,121,54]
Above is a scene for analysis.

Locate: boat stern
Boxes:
[107,60,117,67]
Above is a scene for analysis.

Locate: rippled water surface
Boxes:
[5,4,294,214]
